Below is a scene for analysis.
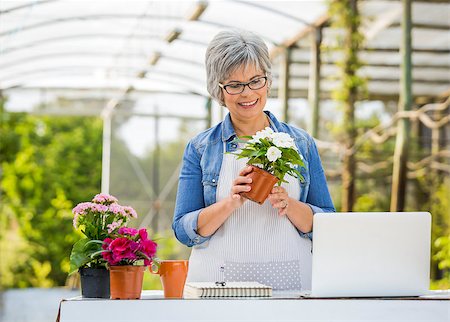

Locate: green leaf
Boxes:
[69,238,91,275]
[69,238,104,275]
[256,150,266,158]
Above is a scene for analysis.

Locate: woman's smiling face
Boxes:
[221,64,268,122]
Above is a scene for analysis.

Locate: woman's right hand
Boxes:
[229,165,253,208]
[197,166,253,237]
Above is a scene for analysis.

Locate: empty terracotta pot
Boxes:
[240,165,278,204]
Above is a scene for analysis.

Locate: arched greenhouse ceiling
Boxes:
[0,0,449,114]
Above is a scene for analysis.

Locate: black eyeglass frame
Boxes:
[218,76,268,95]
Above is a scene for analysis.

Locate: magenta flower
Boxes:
[101,228,157,266]
[138,228,148,241]
[102,237,135,264]
[140,239,158,266]
[102,238,118,265]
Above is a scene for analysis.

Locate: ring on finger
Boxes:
[281,200,288,209]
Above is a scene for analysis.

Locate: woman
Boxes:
[172,29,335,291]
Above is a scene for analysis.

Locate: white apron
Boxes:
[186,144,312,291]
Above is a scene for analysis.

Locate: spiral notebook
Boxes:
[183,282,273,298]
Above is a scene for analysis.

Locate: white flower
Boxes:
[250,127,274,143]
[266,146,282,162]
[271,132,295,149]
[261,127,274,137]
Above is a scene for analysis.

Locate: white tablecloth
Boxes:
[58,290,450,322]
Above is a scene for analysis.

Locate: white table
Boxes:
[58,290,449,322]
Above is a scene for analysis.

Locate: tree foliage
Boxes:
[0,97,103,288]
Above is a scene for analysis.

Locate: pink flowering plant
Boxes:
[232,127,305,185]
[101,227,157,266]
[69,193,138,274]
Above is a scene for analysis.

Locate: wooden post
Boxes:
[390,0,412,211]
[309,27,322,138]
[340,0,359,212]
[278,47,291,123]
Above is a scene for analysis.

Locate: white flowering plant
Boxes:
[232,127,305,185]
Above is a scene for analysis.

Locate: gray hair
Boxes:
[205,29,272,106]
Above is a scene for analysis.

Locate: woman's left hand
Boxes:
[268,186,290,216]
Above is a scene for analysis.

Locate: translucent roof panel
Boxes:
[0,0,326,88]
[1,0,449,113]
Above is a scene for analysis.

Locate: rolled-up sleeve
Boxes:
[172,141,211,247]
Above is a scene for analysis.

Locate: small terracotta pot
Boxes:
[109,265,145,300]
[240,165,279,204]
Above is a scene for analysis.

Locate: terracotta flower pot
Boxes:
[79,267,110,298]
[109,265,145,300]
[240,165,279,204]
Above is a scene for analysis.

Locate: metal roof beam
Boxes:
[391,23,450,30]
[0,33,156,55]
[359,0,449,3]
[231,0,312,26]
[3,86,204,97]
[274,74,450,85]
[0,33,208,56]
[29,106,207,120]
[186,1,208,21]
[0,0,58,14]
[0,51,147,70]
[272,88,445,103]
[291,47,450,54]
[0,14,183,37]
[0,53,204,82]
[270,14,329,59]
[363,47,450,54]
[0,14,278,46]
[0,12,277,45]
[290,60,450,69]
[0,66,204,87]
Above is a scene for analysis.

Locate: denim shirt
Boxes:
[172,111,335,247]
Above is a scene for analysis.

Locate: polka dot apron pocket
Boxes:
[223,260,302,291]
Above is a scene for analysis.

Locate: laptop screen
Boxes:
[311,212,431,297]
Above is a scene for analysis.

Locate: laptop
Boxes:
[310,212,431,297]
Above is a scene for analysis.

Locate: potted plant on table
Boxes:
[70,193,137,298]
[232,127,305,204]
[102,227,158,299]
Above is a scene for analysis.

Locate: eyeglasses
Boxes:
[219,76,267,95]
